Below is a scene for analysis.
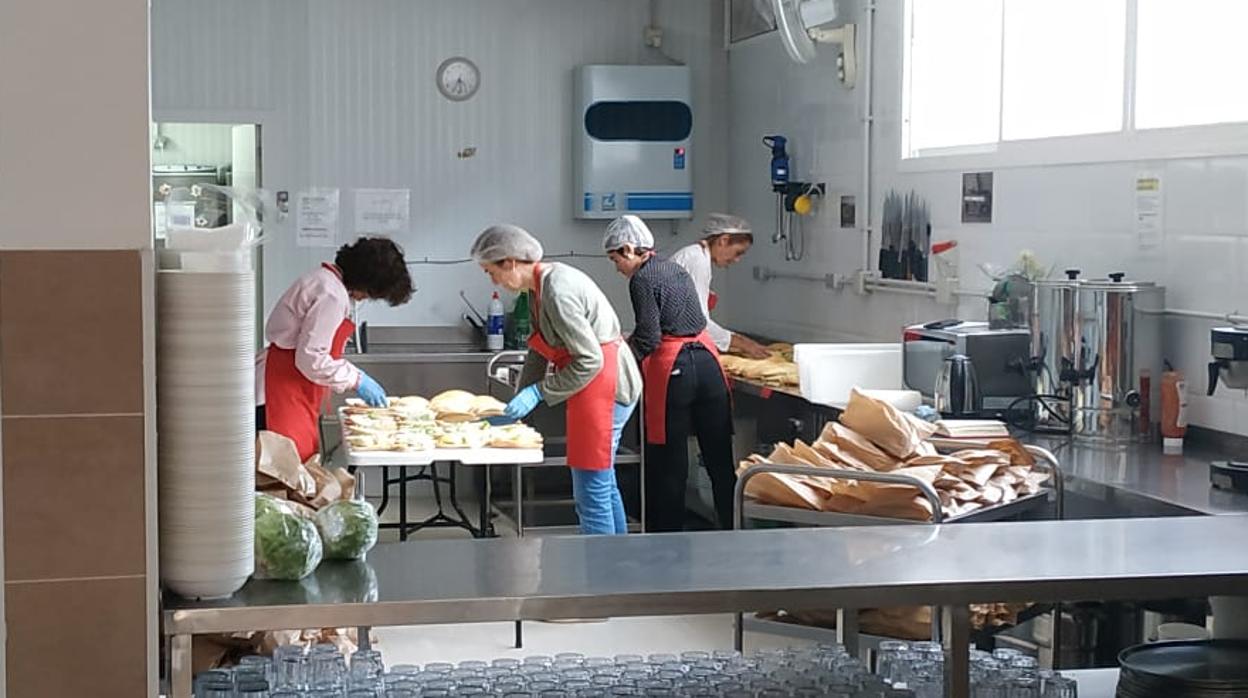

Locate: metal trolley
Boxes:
[732,445,1065,660]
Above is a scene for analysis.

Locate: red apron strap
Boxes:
[263,316,356,462]
[523,262,619,470]
[641,331,729,445]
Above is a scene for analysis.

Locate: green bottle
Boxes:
[508,291,532,349]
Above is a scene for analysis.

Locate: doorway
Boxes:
[150,122,264,343]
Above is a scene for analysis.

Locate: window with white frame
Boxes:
[902,0,1248,162]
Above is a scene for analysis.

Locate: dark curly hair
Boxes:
[335,237,414,306]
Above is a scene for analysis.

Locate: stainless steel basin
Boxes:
[354,324,485,354]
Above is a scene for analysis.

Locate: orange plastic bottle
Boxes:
[1160,366,1187,452]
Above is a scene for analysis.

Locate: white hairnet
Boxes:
[602,215,655,251]
[470,224,544,263]
[703,212,752,238]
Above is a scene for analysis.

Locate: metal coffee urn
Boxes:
[1029,271,1165,443]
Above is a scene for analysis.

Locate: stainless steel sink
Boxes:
[352,324,486,355]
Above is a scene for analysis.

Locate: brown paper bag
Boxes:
[812,441,874,471]
[840,388,937,459]
[819,422,900,471]
[987,438,1037,466]
[304,455,343,509]
[743,471,824,510]
[257,431,317,497]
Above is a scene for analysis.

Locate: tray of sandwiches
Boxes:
[338,390,544,466]
[719,342,801,391]
[737,388,1056,524]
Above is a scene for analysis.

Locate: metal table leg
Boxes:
[377,466,391,514]
[837,607,860,657]
[479,464,495,537]
[514,462,524,648]
[171,633,193,698]
[941,605,971,698]
[399,466,409,542]
[358,626,371,651]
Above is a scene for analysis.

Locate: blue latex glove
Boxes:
[355,371,389,407]
[504,384,543,420]
[484,415,518,426]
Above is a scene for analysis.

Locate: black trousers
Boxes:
[644,344,737,532]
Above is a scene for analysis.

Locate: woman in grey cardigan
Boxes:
[470,224,641,535]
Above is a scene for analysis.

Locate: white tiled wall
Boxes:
[721,0,1248,435]
[151,0,728,328]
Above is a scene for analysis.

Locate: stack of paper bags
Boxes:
[737,388,1050,520]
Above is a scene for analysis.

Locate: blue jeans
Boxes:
[569,401,636,535]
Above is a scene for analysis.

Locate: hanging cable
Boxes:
[406,251,610,266]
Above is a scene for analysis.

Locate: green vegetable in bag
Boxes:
[315,499,379,560]
[254,499,323,581]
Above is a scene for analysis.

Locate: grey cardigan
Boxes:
[517,262,642,406]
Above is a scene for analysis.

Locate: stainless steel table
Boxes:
[164,516,1248,697]
[1028,436,1248,516]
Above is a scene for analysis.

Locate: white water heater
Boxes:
[574,65,693,220]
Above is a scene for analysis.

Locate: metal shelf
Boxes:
[742,490,1053,528]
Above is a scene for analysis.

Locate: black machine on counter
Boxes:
[903,320,1032,415]
[1208,327,1248,493]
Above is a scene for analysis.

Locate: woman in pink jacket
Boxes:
[256,236,413,461]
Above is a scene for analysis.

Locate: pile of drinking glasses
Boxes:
[191,641,1077,697]
[874,641,1077,698]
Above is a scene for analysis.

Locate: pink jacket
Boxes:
[255,265,361,405]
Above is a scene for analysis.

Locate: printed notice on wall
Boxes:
[296,188,340,247]
[1134,171,1163,248]
[354,188,410,236]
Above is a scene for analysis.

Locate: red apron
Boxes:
[527,263,621,471]
[263,264,356,462]
[641,331,730,445]
[708,291,719,311]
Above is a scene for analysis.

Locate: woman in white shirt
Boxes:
[668,213,770,359]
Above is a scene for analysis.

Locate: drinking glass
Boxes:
[274,649,307,690]
[347,688,381,698]
[199,679,234,698]
[270,690,301,698]
[615,655,644,666]
[972,675,1008,698]
[876,640,910,681]
[389,664,421,676]
[383,689,417,698]
[556,652,585,664]
[524,655,554,667]
[1041,676,1077,698]
[424,662,454,675]
[1007,677,1041,698]
[485,657,515,669]
[240,655,274,683]
[307,683,346,698]
[309,652,346,687]
[236,678,270,697]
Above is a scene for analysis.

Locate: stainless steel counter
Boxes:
[1027,437,1248,517]
[167,516,1248,634]
[164,517,1248,696]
